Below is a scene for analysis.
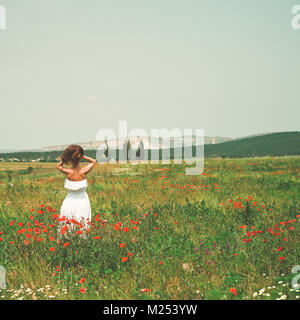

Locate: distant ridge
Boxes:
[0,132,299,161]
[204,131,300,158]
[41,136,231,152]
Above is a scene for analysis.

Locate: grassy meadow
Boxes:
[0,157,299,300]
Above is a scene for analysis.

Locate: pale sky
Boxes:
[0,0,299,150]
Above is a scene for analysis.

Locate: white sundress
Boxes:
[60,178,91,226]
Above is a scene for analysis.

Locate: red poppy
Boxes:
[229,288,237,296]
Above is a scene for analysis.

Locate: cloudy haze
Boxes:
[0,0,299,150]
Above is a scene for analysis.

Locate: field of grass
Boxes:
[0,157,300,300]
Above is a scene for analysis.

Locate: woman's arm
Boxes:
[57,160,73,174]
[81,155,96,174]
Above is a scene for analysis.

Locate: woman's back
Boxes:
[66,167,86,181]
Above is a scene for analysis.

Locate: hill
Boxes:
[0,132,299,162]
[204,131,300,158]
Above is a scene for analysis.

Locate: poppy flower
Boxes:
[49,247,55,252]
[64,242,70,247]
[229,288,237,296]
[79,278,86,284]
[123,227,129,232]
[120,243,125,248]
[79,288,86,293]
[122,257,128,262]
[94,236,100,240]
[140,288,151,293]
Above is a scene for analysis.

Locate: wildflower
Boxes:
[123,227,129,232]
[140,288,151,293]
[259,288,265,295]
[64,242,70,247]
[122,257,128,262]
[94,236,100,240]
[49,247,55,252]
[120,243,125,248]
[79,287,86,294]
[229,288,237,296]
[79,278,86,284]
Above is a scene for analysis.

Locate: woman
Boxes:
[56,145,96,231]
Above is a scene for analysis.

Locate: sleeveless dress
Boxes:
[60,178,91,225]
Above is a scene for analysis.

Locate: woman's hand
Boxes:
[57,160,63,169]
[82,155,96,163]
[57,160,72,174]
[81,155,96,174]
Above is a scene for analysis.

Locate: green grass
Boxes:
[0,157,299,300]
